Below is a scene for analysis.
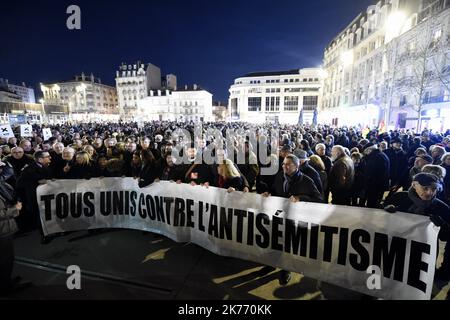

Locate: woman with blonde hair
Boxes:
[63,151,95,179]
[217,159,244,193]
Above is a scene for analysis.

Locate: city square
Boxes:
[1,0,450,305]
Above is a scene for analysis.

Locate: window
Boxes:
[265,97,280,111]
[400,95,407,106]
[248,97,261,111]
[284,96,299,111]
[303,96,318,110]
[231,98,239,117]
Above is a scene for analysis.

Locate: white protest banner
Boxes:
[0,124,15,139]
[37,178,439,300]
[42,128,52,141]
[20,124,33,137]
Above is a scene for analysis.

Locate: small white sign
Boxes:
[43,128,52,141]
[20,124,33,137]
[0,125,15,139]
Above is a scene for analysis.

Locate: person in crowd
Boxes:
[216,159,245,192]
[362,145,390,209]
[442,153,450,202]
[127,151,142,178]
[422,164,447,204]
[0,180,29,296]
[309,155,328,203]
[329,145,355,205]
[19,140,34,156]
[384,173,450,281]
[385,137,408,189]
[261,154,322,286]
[63,151,96,180]
[179,145,214,186]
[7,137,17,150]
[138,149,162,188]
[350,152,365,207]
[92,138,105,155]
[15,151,53,244]
[431,145,446,165]
[421,132,434,151]
[256,154,279,194]
[295,149,323,195]
[83,145,97,164]
[49,142,65,179]
[105,158,126,177]
[406,137,426,159]
[236,141,259,191]
[3,147,34,185]
[324,135,334,156]
[158,154,182,182]
[299,139,314,157]
[96,155,109,177]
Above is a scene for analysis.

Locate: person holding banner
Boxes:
[261,154,322,285]
[15,151,53,243]
[216,159,245,192]
[384,173,450,281]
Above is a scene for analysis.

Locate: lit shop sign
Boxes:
[10,110,24,114]
[421,109,440,118]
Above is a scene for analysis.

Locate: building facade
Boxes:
[40,73,119,122]
[115,61,162,120]
[136,85,213,122]
[387,0,450,132]
[0,78,35,103]
[228,68,323,124]
[321,0,449,131]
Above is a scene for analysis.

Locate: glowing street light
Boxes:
[340,50,354,67]
[385,11,407,43]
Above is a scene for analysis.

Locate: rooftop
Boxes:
[241,69,300,78]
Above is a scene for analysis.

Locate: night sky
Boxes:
[1,0,374,102]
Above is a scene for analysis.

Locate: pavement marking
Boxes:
[15,256,173,296]
[142,248,171,263]
[213,267,263,285]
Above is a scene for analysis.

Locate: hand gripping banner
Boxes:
[37,178,439,300]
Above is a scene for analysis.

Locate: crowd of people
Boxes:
[0,120,449,296]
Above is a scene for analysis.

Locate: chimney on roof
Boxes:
[184,85,188,90]
[90,73,94,82]
[193,84,198,90]
[81,72,85,81]
[98,78,101,84]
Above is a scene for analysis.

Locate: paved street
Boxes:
[1,229,449,300]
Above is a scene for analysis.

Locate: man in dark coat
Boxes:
[15,151,53,243]
[261,154,322,286]
[384,138,408,188]
[295,149,323,195]
[3,147,34,185]
[363,145,390,208]
[329,146,355,205]
[384,173,450,281]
